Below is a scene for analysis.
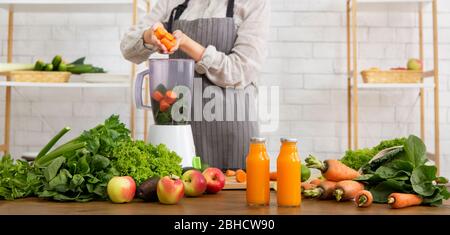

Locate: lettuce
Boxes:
[110,141,182,185]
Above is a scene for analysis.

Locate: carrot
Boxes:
[159,100,170,112]
[161,38,176,51]
[301,183,316,193]
[151,90,164,102]
[388,193,423,209]
[333,180,364,202]
[269,172,277,181]
[235,169,247,183]
[154,27,168,40]
[303,180,337,200]
[164,90,178,104]
[310,178,323,186]
[305,155,360,181]
[354,190,373,208]
[225,169,236,177]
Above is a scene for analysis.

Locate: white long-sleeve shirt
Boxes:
[120,0,270,88]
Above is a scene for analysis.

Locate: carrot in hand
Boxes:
[333,180,364,202]
[303,180,337,200]
[236,169,247,183]
[225,169,236,177]
[388,193,423,209]
[305,155,360,181]
[310,178,323,186]
[270,172,277,181]
[154,26,177,51]
[354,190,373,208]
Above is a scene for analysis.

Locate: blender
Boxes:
[135,59,196,167]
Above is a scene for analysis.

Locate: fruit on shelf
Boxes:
[407,58,422,71]
[202,168,226,194]
[137,177,160,202]
[157,176,184,205]
[107,176,136,203]
[182,170,207,197]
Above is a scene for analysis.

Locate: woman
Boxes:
[121,0,270,169]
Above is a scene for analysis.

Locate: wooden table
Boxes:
[1,191,450,215]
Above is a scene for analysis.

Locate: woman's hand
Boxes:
[170,30,186,53]
[143,22,170,54]
[172,30,206,62]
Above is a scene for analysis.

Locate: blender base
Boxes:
[147,125,196,167]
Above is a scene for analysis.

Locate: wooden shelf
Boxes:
[0,81,129,88]
[355,83,434,89]
[0,0,149,12]
[350,70,435,78]
[350,0,432,12]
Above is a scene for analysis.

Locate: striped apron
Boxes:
[166,0,259,170]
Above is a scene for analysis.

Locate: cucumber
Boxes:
[34,60,45,71]
[44,63,54,71]
[51,55,62,69]
[58,62,67,72]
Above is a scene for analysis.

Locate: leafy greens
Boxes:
[355,135,450,206]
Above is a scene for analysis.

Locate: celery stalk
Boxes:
[35,127,71,160]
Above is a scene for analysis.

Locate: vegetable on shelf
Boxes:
[31,56,106,74]
[0,63,34,72]
[333,180,364,202]
[305,155,360,181]
[355,190,373,208]
[388,193,423,209]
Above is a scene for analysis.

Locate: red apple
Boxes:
[107,176,136,203]
[157,176,184,205]
[202,168,226,194]
[182,170,207,197]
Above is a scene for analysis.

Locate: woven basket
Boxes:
[8,71,71,83]
[361,70,422,83]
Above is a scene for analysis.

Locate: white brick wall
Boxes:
[1,0,450,177]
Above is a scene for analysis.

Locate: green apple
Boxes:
[407,58,422,71]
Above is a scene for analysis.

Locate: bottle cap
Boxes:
[250,137,266,143]
[280,137,298,143]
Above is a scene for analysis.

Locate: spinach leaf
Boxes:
[43,156,65,181]
[411,165,437,197]
[375,166,410,179]
[404,135,427,168]
[370,180,410,203]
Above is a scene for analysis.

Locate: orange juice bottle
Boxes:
[246,137,270,206]
[277,138,301,207]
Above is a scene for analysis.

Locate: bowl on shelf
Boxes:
[361,69,422,84]
[81,73,129,83]
[9,71,71,83]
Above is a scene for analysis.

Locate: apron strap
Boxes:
[167,0,190,33]
[226,0,235,18]
[168,0,235,32]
